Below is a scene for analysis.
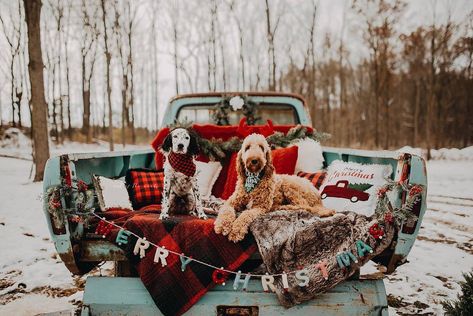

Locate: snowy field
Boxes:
[0,135,472,315]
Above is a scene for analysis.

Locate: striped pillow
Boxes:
[297,171,327,190]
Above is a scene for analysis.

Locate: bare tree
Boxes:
[353,0,406,148]
[0,0,24,127]
[63,0,72,139]
[24,0,50,181]
[227,0,246,90]
[264,0,283,91]
[168,0,180,94]
[100,0,114,151]
[49,0,65,143]
[79,0,99,143]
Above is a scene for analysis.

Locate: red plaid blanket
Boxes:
[108,213,257,316]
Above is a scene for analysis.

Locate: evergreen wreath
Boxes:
[374,179,424,227]
[212,95,260,125]
[46,178,95,228]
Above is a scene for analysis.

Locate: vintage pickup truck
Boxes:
[42,92,427,315]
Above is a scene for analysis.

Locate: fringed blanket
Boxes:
[108,213,257,316]
[250,210,395,307]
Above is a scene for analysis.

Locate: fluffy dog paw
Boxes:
[214,209,235,236]
[228,225,247,242]
[319,208,336,217]
[228,218,249,242]
[159,213,169,220]
[198,213,208,220]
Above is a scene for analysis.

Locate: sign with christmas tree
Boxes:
[319,161,392,216]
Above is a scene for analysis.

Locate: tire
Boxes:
[321,193,327,199]
[350,196,358,203]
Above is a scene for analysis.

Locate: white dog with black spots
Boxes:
[159,128,207,220]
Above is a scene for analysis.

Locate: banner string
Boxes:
[91,212,295,278]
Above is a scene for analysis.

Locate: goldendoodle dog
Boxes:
[214,133,335,242]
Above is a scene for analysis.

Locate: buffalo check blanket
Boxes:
[108,213,257,316]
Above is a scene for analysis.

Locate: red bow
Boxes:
[237,117,275,138]
[369,223,385,239]
[212,268,229,285]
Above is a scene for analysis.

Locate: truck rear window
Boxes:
[177,103,299,125]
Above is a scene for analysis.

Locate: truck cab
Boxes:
[42,92,427,315]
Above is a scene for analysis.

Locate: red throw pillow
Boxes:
[297,170,327,190]
[272,146,299,175]
[126,169,164,209]
[221,153,239,199]
[221,146,299,200]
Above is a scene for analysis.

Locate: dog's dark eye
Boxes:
[185,136,190,140]
[245,145,250,151]
[259,145,264,151]
[173,135,177,138]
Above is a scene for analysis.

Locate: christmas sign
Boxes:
[319,160,393,216]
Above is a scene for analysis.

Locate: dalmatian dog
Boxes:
[159,128,207,220]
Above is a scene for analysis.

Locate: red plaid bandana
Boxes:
[168,152,196,177]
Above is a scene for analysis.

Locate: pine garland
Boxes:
[374,180,424,227]
[266,126,330,149]
[167,123,330,161]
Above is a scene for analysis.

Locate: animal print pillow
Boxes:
[318,160,392,216]
[125,169,164,210]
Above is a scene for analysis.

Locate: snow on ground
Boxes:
[0,132,471,315]
[0,139,146,315]
[398,145,473,161]
[362,159,473,315]
[0,127,148,162]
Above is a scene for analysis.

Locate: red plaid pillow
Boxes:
[297,170,327,190]
[126,169,164,209]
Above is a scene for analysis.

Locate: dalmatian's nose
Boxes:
[177,144,184,150]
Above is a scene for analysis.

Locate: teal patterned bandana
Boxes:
[244,171,262,193]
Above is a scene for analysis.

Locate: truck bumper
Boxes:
[81,277,388,315]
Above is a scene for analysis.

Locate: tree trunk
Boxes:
[121,74,126,147]
[173,20,179,94]
[24,0,50,182]
[81,55,91,142]
[16,90,23,128]
[65,48,71,139]
[11,62,16,127]
[264,0,274,90]
[101,0,114,151]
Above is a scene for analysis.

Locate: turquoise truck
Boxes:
[42,92,427,315]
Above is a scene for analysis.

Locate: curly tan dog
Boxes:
[214,133,335,242]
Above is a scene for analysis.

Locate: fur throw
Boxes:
[250,210,395,307]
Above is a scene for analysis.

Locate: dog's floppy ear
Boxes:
[236,149,246,180]
[161,133,173,152]
[263,145,274,176]
[187,130,199,156]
